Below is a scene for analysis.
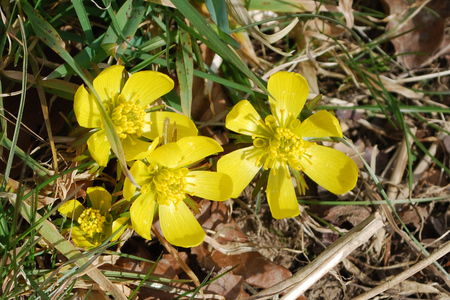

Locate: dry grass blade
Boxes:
[247,212,384,300]
[352,240,450,300]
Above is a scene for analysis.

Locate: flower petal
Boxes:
[87,187,112,213]
[93,65,124,103]
[69,226,95,248]
[301,144,358,194]
[217,146,264,198]
[266,163,300,219]
[147,142,182,168]
[295,110,343,138]
[87,130,111,167]
[122,136,158,161]
[58,200,85,220]
[111,217,130,241]
[121,71,174,106]
[124,160,152,200]
[176,136,223,167]
[268,72,309,122]
[130,192,157,241]
[74,85,102,128]
[159,201,205,247]
[143,111,198,140]
[185,171,233,201]
[225,100,271,137]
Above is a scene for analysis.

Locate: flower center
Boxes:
[253,115,309,170]
[151,166,190,207]
[111,101,148,139]
[78,208,106,237]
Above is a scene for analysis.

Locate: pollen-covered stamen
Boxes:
[78,208,106,237]
[154,167,190,207]
[111,101,149,139]
[266,127,306,170]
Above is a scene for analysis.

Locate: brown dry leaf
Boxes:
[398,205,429,231]
[383,0,450,68]
[323,205,372,227]
[304,18,346,41]
[192,201,292,292]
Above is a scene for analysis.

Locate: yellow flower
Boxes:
[123,136,233,248]
[217,72,358,219]
[74,65,197,166]
[58,187,129,248]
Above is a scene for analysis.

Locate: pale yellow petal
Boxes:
[225,100,271,137]
[86,186,112,213]
[111,217,130,241]
[217,146,264,198]
[147,142,182,168]
[185,171,233,201]
[122,136,158,161]
[130,192,157,241]
[295,110,343,138]
[143,111,198,140]
[87,130,111,167]
[124,160,152,200]
[93,65,124,103]
[300,144,358,194]
[266,163,300,219]
[73,85,102,128]
[58,200,85,220]
[121,71,174,106]
[159,201,205,247]
[176,136,223,167]
[70,226,95,248]
[268,72,309,122]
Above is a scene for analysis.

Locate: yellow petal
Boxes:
[296,110,343,138]
[58,200,85,220]
[87,130,111,167]
[143,111,198,140]
[266,163,300,219]
[130,192,157,241]
[111,217,130,241]
[300,144,358,194]
[176,136,223,167]
[122,136,158,161]
[268,72,309,122]
[124,160,152,200]
[185,171,233,201]
[70,226,95,248]
[121,71,174,106]
[86,186,112,213]
[93,65,124,103]
[217,146,264,198]
[159,201,205,247]
[147,142,182,168]
[73,85,102,128]
[225,100,271,137]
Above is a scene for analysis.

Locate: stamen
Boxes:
[78,208,106,237]
[111,101,149,139]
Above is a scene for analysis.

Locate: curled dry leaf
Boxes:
[383,0,450,68]
[192,201,292,292]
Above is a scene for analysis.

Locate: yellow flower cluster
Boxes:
[67,66,358,248]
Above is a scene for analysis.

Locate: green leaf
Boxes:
[101,0,147,58]
[176,26,194,117]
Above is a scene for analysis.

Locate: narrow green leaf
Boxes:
[101,0,147,58]
[170,0,268,94]
[72,0,95,43]
[176,26,193,117]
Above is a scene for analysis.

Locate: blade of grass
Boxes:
[170,0,268,94]
[176,25,194,117]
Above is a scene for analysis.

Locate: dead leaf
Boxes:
[383,0,450,68]
[192,201,292,290]
[323,205,372,227]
